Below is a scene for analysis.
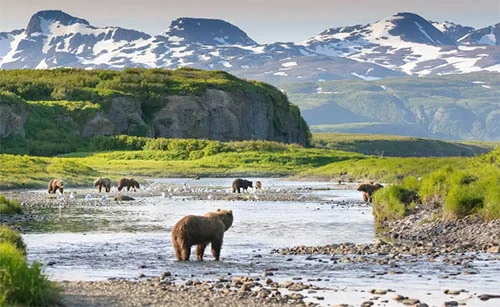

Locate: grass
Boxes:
[0,225,26,254]
[0,194,23,214]
[298,156,468,183]
[0,242,59,306]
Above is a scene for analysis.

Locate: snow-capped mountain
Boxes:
[459,24,500,46]
[431,21,475,41]
[0,10,499,81]
[303,12,499,76]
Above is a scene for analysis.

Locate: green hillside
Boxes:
[282,72,500,141]
[312,133,494,157]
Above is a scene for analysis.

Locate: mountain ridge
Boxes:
[0,10,498,80]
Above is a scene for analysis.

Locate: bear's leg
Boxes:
[98,185,102,193]
[172,240,182,261]
[127,186,130,191]
[181,244,191,261]
[196,243,208,261]
[106,186,110,192]
[237,187,241,193]
[362,192,369,203]
[211,240,222,261]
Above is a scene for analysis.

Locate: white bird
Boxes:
[101,194,108,201]
[85,194,92,200]
[69,192,76,199]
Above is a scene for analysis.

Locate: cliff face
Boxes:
[6,89,310,147]
[152,89,309,145]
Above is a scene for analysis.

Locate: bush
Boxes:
[0,242,59,306]
[419,167,454,203]
[444,183,484,218]
[0,194,23,214]
[372,185,418,222]
[0,226,26,254]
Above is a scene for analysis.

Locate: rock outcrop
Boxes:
[153,89,309,145]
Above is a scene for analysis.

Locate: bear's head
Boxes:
[93,178,101,186]
[131,178,140,189]
[216,209,233,231]
[357,183,372,193]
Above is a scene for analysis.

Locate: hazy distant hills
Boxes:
[284,72,500,141]
[0,10,498,80]
[0,10,499,140]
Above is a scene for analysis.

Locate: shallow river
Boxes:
[17,178,500,306]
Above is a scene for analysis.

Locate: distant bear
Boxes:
[232,179,253,193]
[255,181,262,190]
[357,183,384,203]
[47,179,64,194]
[114,195,135,201]
[93,177,111,193]
[117,178,140,192]
[171,209,233,261]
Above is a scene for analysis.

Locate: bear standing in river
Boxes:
[94,177,111,193]
[357,182,384,203]
[232,178,253,193]
[47,179,64,194]
[117,178,140,192]
[171,209,233,261]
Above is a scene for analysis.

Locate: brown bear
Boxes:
[47,179,64,194]
[255,181,262,190]
[171,209,233,261]
[117,178,140,192]
[93,177,111,193]
[357,183,384,204]
[232,178,253,193]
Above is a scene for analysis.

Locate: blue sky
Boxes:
[1,0,499,43]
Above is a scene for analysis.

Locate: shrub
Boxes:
[0,226,26,254]
[419,167,454,203]
[402,175,421,191]
[444,183,484,219]
[0,194,23,214]
[372,185,418,222]
[0,242,59,306]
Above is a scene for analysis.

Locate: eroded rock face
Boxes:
[0,104,26,137]
[153,89,309,145]
[82,96,153,137]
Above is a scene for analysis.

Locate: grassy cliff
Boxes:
[0,68,310,155]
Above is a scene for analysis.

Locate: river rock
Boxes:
[487,246,500,253]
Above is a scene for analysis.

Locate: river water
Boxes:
[17,178,500,306]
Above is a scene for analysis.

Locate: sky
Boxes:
[0,0,499,43]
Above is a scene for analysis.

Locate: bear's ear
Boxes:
[228,210,232,214]
[216,208,221,212]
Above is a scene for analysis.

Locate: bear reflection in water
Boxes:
[171,209,233,261]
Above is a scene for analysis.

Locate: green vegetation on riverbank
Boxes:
[1,135,498,198]
[372,148,500,222]
[0,194,23,214]
[0,200,59,307]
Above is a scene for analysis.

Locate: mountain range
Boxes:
[1,10,499,141]
[0,10,498,82]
